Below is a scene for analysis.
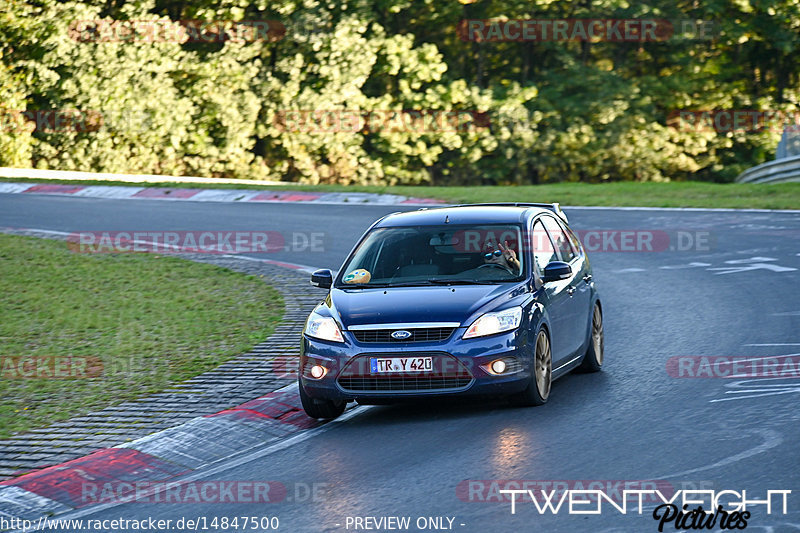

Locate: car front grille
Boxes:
[337,353,473,392]
[338,376,472,391]
[351,328,455,343]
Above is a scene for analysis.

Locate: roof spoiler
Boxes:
[448,202,569,224]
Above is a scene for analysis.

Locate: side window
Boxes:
[541,216,576,263]
[531,220,558,274]
[565,225,583,256]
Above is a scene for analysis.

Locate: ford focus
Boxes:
[298,203,604,419]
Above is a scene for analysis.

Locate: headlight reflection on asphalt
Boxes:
[491,428,535,473]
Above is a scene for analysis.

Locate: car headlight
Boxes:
[463,307,523,339]
[304,313,344,343]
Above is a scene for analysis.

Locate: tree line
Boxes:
[1,0,798,185]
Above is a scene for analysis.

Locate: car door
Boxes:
[530,218,572,366]
[564,222,593,342]
[540,215,590,359]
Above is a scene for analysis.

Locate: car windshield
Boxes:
[336,224,525,288]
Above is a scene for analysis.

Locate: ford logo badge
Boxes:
[391,330,412,340]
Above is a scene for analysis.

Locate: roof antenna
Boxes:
[445,215,450,224]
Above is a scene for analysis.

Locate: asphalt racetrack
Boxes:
[2,192,799,532]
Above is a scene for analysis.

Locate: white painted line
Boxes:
[710,377,800,402]
[14,228,72,236]
[659,262,711,269]
[635,429,789,516]
[724,256,777,263]
[220,254,322,275]
[612,268,647,273]
[708,263,797,274]
[722,387,799,394]
[657,429,783,478]
[745,343,800,346]
[564,205,800,214]
[711,388,800,402]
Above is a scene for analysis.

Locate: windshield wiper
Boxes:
[339,281,434,289]
[426,279,498,285]
[338,283,391,289]
[340,279,500,289]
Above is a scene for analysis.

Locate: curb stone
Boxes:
[0,182,445,206]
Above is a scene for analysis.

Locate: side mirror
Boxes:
[542,261,572,283]
[310,269,333,289]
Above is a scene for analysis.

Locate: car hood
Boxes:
[328,284,521,329]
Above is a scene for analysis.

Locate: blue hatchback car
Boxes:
[299,203,604,419]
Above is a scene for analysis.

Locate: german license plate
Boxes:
[370,356,433,374]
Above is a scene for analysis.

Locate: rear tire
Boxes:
[577,303,603,373]
[299,378,346,419]
[510,328,551,407]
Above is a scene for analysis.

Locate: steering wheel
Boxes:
[477,263,510,271]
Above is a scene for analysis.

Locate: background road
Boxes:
[2,193,800,532]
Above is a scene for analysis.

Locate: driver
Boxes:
[483,240,520,274]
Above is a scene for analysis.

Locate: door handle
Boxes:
[567,286,576,296]
[583,274,593,283]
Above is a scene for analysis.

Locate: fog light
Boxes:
[310,365,326,379]
[491,360,507,374]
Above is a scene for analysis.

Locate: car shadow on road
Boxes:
[342,371,612,426]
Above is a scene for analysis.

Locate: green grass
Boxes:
[0,234,283,438]
[3,176,800,209]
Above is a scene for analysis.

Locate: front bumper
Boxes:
[299,327,533,402]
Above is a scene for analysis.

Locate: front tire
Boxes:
[577,303,603,373]
[510,328,551,406]
[299,378,346,419]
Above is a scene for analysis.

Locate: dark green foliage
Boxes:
[1,0,796,184]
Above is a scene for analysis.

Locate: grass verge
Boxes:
[0,233,283,438]
[2,177,800,210]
